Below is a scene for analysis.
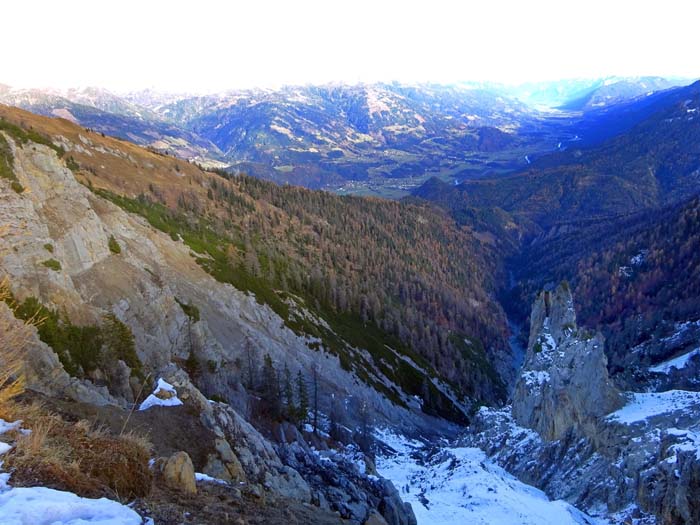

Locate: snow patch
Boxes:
[138,378,183,411]
[0,420,21,436]
[650,347,700,374]
[0,486,143,525]
[0,419,142,524]
[195,472,228,485]
[607,390,700,424]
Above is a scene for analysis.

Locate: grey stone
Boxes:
[244,483,263,499]
[512,282,623,440]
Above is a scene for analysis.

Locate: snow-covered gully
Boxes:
[374,429,598,525]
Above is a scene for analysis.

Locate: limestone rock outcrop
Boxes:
[512,282,624,440]
[466,282,700,524]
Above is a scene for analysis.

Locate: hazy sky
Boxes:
[4,0,699,92]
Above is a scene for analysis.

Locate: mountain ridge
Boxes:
[2,77,693,197]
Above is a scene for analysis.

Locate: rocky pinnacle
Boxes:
[513,282,624,440]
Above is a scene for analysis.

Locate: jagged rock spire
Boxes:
[527,282,578,350]
[513,282,623,440]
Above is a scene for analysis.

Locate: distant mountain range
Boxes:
[1,77,693,194]
[414,79,700,230]
[556,76,678,111]
[0,85,221,161]
[498,76,688,109]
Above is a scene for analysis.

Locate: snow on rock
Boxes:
[374,429,598,525]
[308,442,366,477]
[138,378,183,411]
[473,407,543,457]
[666,428,700,461]
[0,486,143,525]
[0,420,22,436]
[195,472,228,485]
[649,347,700,374]
[522,370,550,387]
[607,390,700,425]
[661,320,700,346]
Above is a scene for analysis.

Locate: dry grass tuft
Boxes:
[5,407,153,499]
[16,413,54,456]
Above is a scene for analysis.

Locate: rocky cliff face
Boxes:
[0,124,423,524]
[0,302,117,406]
[0,127,450,433]
[512,282,624,440]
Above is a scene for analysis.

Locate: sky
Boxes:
[4,0,700,93]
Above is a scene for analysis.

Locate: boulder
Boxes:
[378,479,417,525]
[110,359,135,403]
[244,483,263,499]
[162,451,197,494]
[263,465,311,502]
[364,454,378,477]
[202,456,231,482]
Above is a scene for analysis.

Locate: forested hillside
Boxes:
[511,196,700,367]
[101,172,509,405]
[413,80,700,386]
[0,105,508,410]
